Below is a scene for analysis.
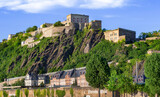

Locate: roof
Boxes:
[67,14,89,17]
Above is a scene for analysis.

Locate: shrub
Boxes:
[54,21,64,27]
[56,90,66,97]
[16,89,20,97]
[26,26,37,33]
[3,91,8,97]
[70,88,73,97]
[42,24,47,28]
[34,89,36,97]
[3,83,7,86]
[36,89,40,97]
[41,89,46,97]
[24,89,29,97]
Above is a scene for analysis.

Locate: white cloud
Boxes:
[80,0,128,9]
[104,15,120,18]
[0,0,128,13]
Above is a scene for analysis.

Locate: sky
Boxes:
[0,0,160,41]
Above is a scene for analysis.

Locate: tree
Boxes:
[36,89,40,97]
[51,88,54,97]
[56,90,66,97]
[34,89,36,97]
[3,91,8,97]
[47,88,50,97]
[70,88,73,97]
[24,89,29,97]
[144,53,160,96]
[54,21,64,27]
[16,89,20,97]
[85,54,110,97]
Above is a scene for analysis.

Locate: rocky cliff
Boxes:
[9,27,104,75]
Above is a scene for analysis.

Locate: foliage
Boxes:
[42,24,47,28]
[0,91,2,97]
[85,54,110,89]
[40,82,45,87]
[16,89,20,97]
[35,32,43,40]
[20,90,23,97]
[56,90,66,97]
[34,89,36,97]
[144,53,160,96]
[70,88,73,97]
[36,89,40,97]
[3,91,8,97]
[26,26,37,33]
[12,79,25,86]
[51,88,54,97]
[3,83,7,86]
[139,30,160,39]
[47,88,50,97]
[53,21,64,27]
[24,89,29,97]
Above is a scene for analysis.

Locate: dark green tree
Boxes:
[144,53,160,96]
[47,88,50,97]
[3,91,8,97]
[70,88,73,97]
[54,21,64,27]
[85,54,110,97]
[51,88,54,97]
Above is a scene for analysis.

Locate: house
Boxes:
[50,67,89,88]
[25,73,38,86]
[25,73,49,87]
[104,28,136,43]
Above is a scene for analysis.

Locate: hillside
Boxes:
[1,24,160,84]
[0,27,104,81]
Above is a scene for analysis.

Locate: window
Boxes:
[110,34,113,36]
[114,37,117,40]
[114,33,117,36]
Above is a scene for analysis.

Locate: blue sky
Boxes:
[0,0,160,41]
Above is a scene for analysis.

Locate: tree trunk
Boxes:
[98,88,100,97]
[113,91,114,97]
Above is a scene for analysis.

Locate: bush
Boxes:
[42,24,47,28]
[54,21,64,27]
[56,90,66,97]
[12,79,25,86]
[26,26,37,33]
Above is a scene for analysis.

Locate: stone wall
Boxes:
[3,87,148,97]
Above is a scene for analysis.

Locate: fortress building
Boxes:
[62,14,89,26]
[104,28,136,43]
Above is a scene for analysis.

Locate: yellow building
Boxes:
[104,28,136,43]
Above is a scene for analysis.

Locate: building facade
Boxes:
[8,34,15,40]
[62,14,89,26]
[50,67,89,88]
[104,28,136,43]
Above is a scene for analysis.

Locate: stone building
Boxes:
[50,67,89,88]
[62,14,89,26]
[104,28,136,43]
[89,20,102,30]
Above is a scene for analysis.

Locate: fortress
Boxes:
[8,14,136,48]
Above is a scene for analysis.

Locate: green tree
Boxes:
[16,89,20,97]
[54,21,64,27]
[42,89,46,97]
[85,54,110,97]
[56,90,66,97]
[34,89,36,97]
[47,88,50,97]
[3,91,8,97]
[144,53,160,96]
[36,89,40,97]
[24,89,29,97]
[51,88,54,97]
[70,88,73,97]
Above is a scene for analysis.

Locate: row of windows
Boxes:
[110,33,117,36]
[110,37,117,40]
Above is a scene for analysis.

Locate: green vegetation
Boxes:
[47,88,50,97]
[16,89,20,97]
[144,53,160,96]
[51,88,54,97]
[56,90,66,97]
[3,91,8,97]
[12,79,25,86]
[26,26,38,33]
[24,89,29,97]
[53,21,64,27]
[42,24,47,28]
[86,54,110,97]
[70,88,73,97]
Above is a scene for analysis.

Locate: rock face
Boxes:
[8,27,104,74]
